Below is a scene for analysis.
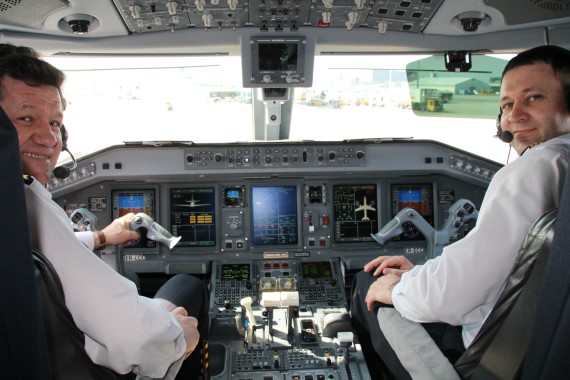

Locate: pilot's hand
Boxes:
[363,255,414,277]
[100,212,140,246]
[171,306,200,360]
[365,274,400,311]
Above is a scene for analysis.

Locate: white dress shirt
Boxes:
[392,133,570,348]
[25,179,186,378]
[75,230,95,250]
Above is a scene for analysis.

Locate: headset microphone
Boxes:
[495,109,513,143]
[52,125,77,180]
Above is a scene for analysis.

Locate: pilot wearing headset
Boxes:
[351,45,570,379]
[0,48,207,379]
[0,43,137,251]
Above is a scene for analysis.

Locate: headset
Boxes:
[52,124,77,179]
[495,109,513,143]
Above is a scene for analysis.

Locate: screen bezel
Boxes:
[110,187,157,250]
[169,187,217,248]
[332,184,379,244]
[250,184,301,249]
[242,35,315,88]
[390,183,435,241]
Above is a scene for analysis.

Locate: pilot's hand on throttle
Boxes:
[101,212,140,246]
[365,274,400,311]
[363,255,414,277]
[171,307,200,360]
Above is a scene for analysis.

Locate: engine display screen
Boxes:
[251,185,298,246]
[333,184,378,243]
[391,184,434,241]
[221,263,250,281]
[302,261,332,279]
[170,188,216,247]
[111,189,156,248]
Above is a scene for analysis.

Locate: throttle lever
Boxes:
[129,213,181,250]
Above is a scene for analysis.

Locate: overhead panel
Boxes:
[111,0,443,34]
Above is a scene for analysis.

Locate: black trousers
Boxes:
[155,274,210,380]
[350,270,465,380]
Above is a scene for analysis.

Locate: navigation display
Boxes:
[251,185,298,246]
[391,184,434,241]
[333,184,378,243]
[170,188,216,247]
[111,189,156,248]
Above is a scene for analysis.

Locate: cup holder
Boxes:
[207,341,228,378]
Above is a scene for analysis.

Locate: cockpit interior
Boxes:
[1,0,570,379]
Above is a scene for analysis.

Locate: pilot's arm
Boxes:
[25,179,187,378]
[75,214,139,251]
[391,142,566,347]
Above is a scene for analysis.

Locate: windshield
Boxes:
[46,53,513,165]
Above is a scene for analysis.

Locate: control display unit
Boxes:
[302,261,332,279]
[170,187,216,247]
[221,263,250,281]
[333,184,378,243]
[251,185,299,246]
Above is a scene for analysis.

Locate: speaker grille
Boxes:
[0,0,23,13]
[0,0,68,30]
[531,0,570,11]
[487,0,570,24]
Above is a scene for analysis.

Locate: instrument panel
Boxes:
[51,140,500,380]
[52,140,498,271]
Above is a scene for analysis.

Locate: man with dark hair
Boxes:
[351,45,570,379]
[0,43,140,251]
[0,51,208,379]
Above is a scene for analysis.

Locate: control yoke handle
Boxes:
[129,213,181,250]
[371,199,478,259]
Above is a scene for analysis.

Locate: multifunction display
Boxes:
[251,185,298,246]
[333,184,378,243]
[170,188,216,247]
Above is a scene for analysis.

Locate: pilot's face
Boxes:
[500,62,570,155]
[0,76,64,185]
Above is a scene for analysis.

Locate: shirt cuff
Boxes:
[75,231,95,251]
